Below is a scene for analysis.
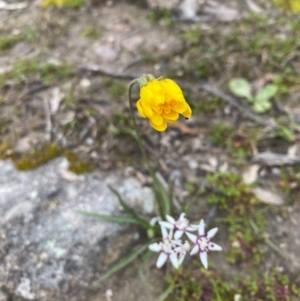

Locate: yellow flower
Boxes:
[136,78,192,132]
[41,0,80,8]
[274,0,300,12]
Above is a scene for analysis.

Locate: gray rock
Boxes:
[0,159,154,301]
[0,290,8,301]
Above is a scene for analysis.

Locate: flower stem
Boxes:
[127,80,167,218]
[128,79,150,167]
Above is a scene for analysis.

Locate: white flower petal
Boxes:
[190,245,199,255]
[166,215,175,223]
[161,225,168,238]
[186,232,197,243]
[169,253,179,269]
[200,251,208,269]
[208,242,222,251]
[174,230,184,239]
[173,246,182,253]
[159,221,174,229]
[177,254,185,266]
[149,243,161,252]
[156,252,168,268]
[171,239,182,245]
[186,226,197,232]
[198,219,205,236]
[168,229,174,240]
[150,216,161,226]
[207,227,218,239]
[179,212,186,221]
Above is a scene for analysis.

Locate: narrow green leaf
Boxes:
[265,238,286,258]
[153,173,171,217]
[108,185,136,216]
[92,243,149,286]
[159,184,171,217]
[256,84,278,102]
[152,181,165,218]
[138,250,155,285]
[158,284,174,301]
[211,280,223,301]
[168,179,175,216]
[108,185,150,229]
[229,78,252,99]
[76,211,140,224]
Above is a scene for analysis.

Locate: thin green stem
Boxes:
[127,80,165,217]
[211,279,223,301]
[128,79,150,166]
[265,238,286,259]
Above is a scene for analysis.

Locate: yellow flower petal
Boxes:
[152,105,162,114]
[160,79,184,101]
[162,110,179,121]
[165,119,176,124]
[182,103,192,119]
[150,81,165,105]
[141,81,165,106]
[172,101,188,114]
[164,79,183,94]
[136,100,146,118]
[136,76,192,132]
[150,118,167,132]
[140,85,153,102]
[140,101,153,118]
[162,103,171,114]
[150,113,164,125]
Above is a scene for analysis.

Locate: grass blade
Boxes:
[153,173,171,217]
[92,243,149,286]
[108,185,150,229]
[158,283,174,301]
[76,211,140,225]
[138,250,155,285]
[154,178,171,219]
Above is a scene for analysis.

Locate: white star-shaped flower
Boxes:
[148,227,184,269]
[172,240,191,266]
[186,219,222,269]
[159,213,197,239]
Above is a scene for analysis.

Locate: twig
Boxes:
[121,56,143,72]
[169,121,206,135]
[199,82,276,127]
[22,83,50,96]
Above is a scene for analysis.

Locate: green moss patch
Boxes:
[208,124,257,162]
[166,268,299,301]
[0,34,24,53]
[13,143,95,174]
[183,13,300,79]
[0,58,74,86]
[206,172,265,265]
[14,143,62,170]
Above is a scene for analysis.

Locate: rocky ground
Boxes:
[0,0,300,300]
